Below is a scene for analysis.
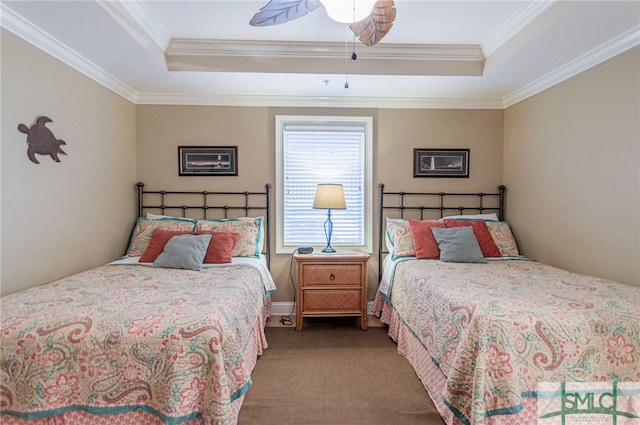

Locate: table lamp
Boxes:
[313,184,346,253]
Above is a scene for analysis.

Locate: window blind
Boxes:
[283,127,366,248]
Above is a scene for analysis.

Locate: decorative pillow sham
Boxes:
[239,216,265,253]
[139,229,194,263]
[154,234,212,271]
[486,221,520,257]
[431,227,487,263]
[386,218,416,258]
[443,219,502,258]
[384,218,401,253]
[126,218,196,257]
[195,217,263,258]
[197,231,239,263]
[408,219,446,259]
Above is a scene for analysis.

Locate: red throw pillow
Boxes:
[139,229,194,262]
[443,220,502,258]
[408,219,446,259]
[197,231,239,264]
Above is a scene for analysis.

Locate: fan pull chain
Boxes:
[344,25,358,89]
[351,0,358,61]
[344,25,350,89]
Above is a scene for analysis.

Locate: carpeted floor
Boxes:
[238,318,445,425]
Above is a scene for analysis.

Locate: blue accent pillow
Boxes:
[154,234,212,270]
[431,227,487,263]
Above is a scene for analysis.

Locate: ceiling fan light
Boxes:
[320,0,376,24]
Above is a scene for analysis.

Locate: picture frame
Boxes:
[178,146,238,176]
[413,148,470,178]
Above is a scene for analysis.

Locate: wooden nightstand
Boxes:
[294,251,370,331]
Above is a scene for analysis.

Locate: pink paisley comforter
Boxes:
[0,260,275,425]
[378,258,640,425]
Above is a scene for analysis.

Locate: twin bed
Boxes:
[1,183,274,425]
[373,184,640,425]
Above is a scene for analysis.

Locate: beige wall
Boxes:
[4,24,636,301]
[375,109,504,192]
[504,46,640,286]
[136,105,504,302]
[1,30,137,295]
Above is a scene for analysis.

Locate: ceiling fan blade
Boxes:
[349,0,396,46]
[250,0,323,26]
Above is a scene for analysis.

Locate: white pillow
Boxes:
[146,213,194,221]
[440,213,498,222]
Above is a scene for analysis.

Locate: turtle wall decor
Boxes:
[18,116,67,164]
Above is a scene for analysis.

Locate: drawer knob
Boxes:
[329,273,336,281]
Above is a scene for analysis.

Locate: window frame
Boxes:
[275,115,374,254]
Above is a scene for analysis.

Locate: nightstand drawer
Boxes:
[303,289,361,311]
[301,264,361,286]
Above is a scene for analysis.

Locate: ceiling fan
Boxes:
[250,0,397,46]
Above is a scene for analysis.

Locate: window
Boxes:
[275,115,373,254]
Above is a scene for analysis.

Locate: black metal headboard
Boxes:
[136,182,272,267]
[377,184,506,282]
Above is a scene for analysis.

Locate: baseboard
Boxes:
[270,302,295,316]
[271,301,375,316]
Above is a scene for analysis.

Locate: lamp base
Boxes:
[321,210,337,253]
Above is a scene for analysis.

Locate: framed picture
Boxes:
[178,146,238,176]
[413,148,469,178]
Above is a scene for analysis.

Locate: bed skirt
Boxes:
[1,299,272,425]
[373,294,539,425]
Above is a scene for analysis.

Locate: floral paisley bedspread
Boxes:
[0,261,275,425]
[380,259,640,425]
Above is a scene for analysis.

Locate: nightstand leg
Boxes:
[296,315,302,332]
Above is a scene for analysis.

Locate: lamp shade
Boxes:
[313,184,346,210]
[319,0,376,24]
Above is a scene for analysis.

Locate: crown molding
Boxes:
[97,0,169,65]
[2,1,637,110]
[0,2,138,103]
[134,92,504,110]
[166,39,485,76]
[502,25,640,108]
[96,0,486,76]
[482,0,556,57]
